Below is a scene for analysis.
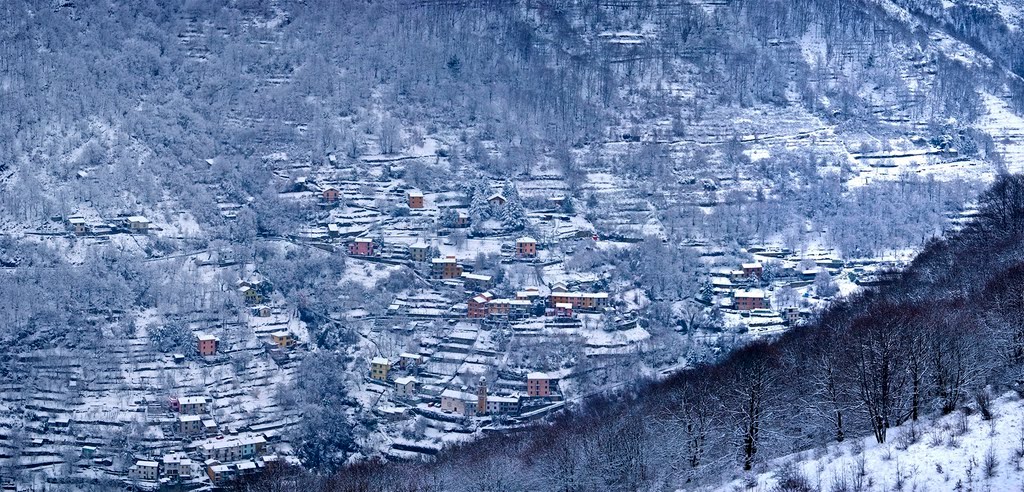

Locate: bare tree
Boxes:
[849,306,911,444]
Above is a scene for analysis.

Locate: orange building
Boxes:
[431,256,463,279]
[548,291,609,310]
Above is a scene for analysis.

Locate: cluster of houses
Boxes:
[128,433,274,486]
[367,351,559,419]
[344,236,538,265]
[464,284,610,321]
[123,269,295,488]
[128,452,194,483]
[437,372,557,417]
[170,396,219,436]
[710,262,771,312]
[65,215,153,236]
[709,258,834,327]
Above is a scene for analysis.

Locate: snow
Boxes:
[979,91,1024,174]
[728,392,1024,492]
[736,289,766,299]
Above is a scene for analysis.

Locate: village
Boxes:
[0,144,921,492]
[0,147,919,492]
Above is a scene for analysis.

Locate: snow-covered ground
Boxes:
[722,392,1024,492]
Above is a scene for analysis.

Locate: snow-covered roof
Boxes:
[516,236,536,243]
[742,262,763,269]
[136,460,159,468]
[399,352,422,359]
[410,240,429,249]
[178,396,207,405]
[555,303,573,309]
[487,193,505,201]
[441,388,476,401]
[490,298,532,306]
[196,333,218,341]
[370,357,390,366]
[68,217,86,224]
[408,190,424,197]
[236,461,258,471]
[202,435,266,451]
[126,215,150,223]
[488,394,520,403]
[353,237,374,243]
[179,415,201,422]
[163,453,185,463]
[432,256,457,264]
[271,331,289,338]
[461,272,492,281]
[394,376,417,385]
[552,291,608,299]
[527,372,550,380]
[735,289,766,299]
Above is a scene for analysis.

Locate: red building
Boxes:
[197,334,218,357]
[515,237,537,258]
[526,372,553,397]
[734,289,768,310]
[349,238,375,256]
[408,190,424,209]
[554,302,574,318]
[468,293,494,318]
[741,262,763,278]
[322,188,339,203]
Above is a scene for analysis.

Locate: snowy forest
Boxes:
[3,0,1024,490]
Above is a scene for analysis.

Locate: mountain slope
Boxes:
[267,174,1024,491]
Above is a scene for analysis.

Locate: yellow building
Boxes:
[239,285,263,304]
[370,357,391,380]
[270,331,292,349]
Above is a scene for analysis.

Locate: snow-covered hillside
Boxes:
[728,392,1024,492]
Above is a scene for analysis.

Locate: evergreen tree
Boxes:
[440,208,459,228]
[501,197,527,231]
[469,181,492,222]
